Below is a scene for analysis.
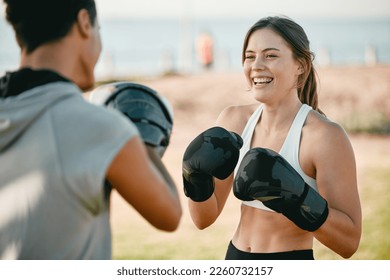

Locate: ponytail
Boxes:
[297,58,324,115]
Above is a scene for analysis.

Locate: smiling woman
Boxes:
[183,16,362,260]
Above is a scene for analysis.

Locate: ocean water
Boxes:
[1,17,389,78]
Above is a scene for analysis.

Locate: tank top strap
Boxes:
[279,104,317,190]
[234,104,263,177]
[279,104,312,159]
[241,104,263,145]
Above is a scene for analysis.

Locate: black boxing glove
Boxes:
[89,82,173,157]
[183,127,243,202]
[233,147,329,231]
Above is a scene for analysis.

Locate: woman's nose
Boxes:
[252,57,266,70]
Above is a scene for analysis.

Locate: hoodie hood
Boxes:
[0,81,81,152]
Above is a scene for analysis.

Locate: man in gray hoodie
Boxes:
[0,0,181,259]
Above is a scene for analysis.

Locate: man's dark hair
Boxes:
[4,0,97,53]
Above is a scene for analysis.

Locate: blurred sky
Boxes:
[1,0,390,20]
[93,0,390,20]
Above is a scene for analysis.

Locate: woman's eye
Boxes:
[266,54,277,58]
[245,55,255,60]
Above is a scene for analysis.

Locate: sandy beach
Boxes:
[104,65,390,259]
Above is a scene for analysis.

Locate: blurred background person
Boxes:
[196,31,214,70]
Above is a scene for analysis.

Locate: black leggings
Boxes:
[225,241,314,260]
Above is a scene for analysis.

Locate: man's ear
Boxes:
[75,9,93,38]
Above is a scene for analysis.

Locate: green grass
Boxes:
[341,112,390,134]
[112,220,234,260]
[353,168,390,259]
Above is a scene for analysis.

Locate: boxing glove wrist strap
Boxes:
[183,171,214,202]
[282,199,329,232]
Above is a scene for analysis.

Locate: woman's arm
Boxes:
[188,105,249,229]
[106,136,182,232]
[311,120,362,258]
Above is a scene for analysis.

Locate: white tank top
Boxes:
[234,104,318,212]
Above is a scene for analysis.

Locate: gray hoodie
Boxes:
[0,78,137,259]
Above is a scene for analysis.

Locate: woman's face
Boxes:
[243,28,302,104]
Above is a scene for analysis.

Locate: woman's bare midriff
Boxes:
[232,204,313,253]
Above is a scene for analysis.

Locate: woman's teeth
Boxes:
[253,77,273,85]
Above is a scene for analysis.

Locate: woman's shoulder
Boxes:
[300,109,355,178]
[216,103,259,134]
[304,109,353,152]
[306,110,346,136]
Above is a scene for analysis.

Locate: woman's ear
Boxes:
[295,58,306,76]
[297,64,305,75]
